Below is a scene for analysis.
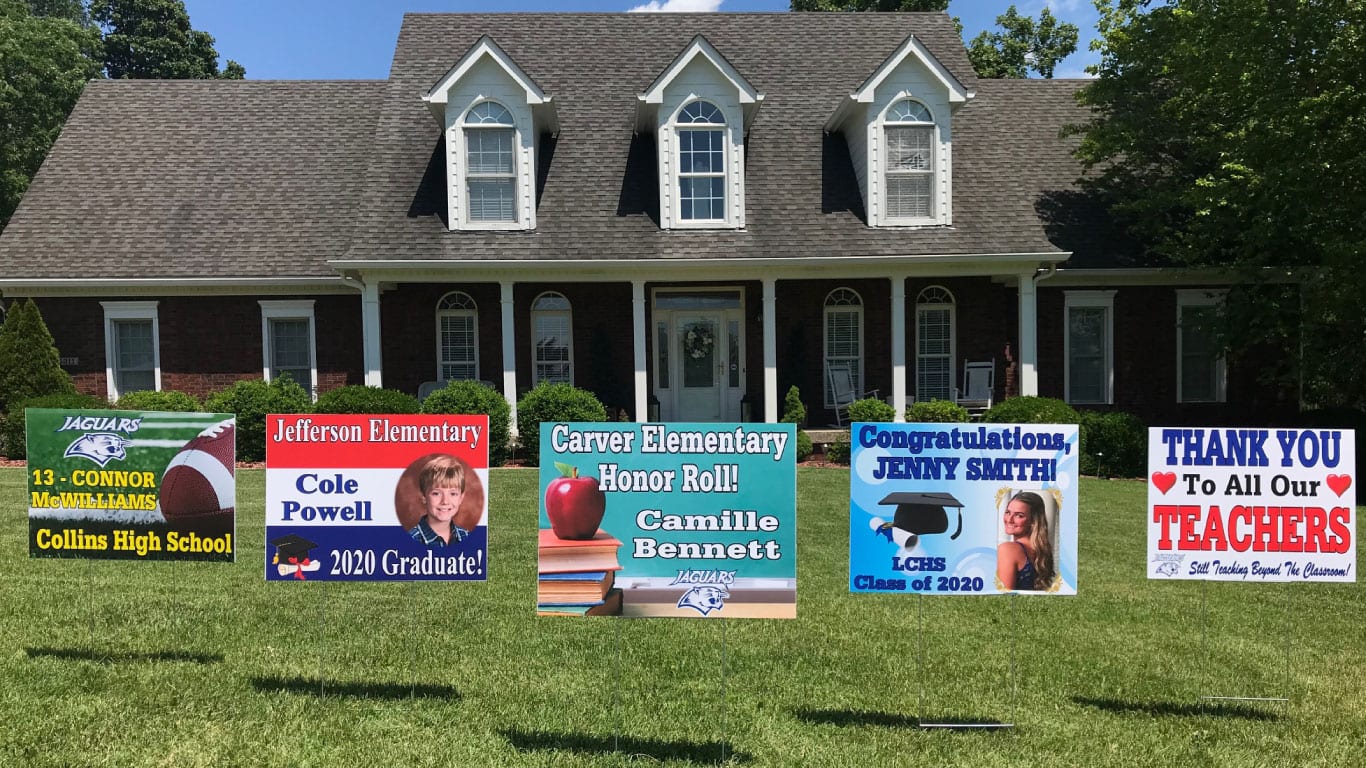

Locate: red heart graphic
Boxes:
[1151,472,1177,494]
[1326,474,1352,497]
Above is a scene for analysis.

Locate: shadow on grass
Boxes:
[795,708,1013,731]
[249,675,459,701]
[25,646,223,665]
[500,728,752,764]
[1073,696,1283,721]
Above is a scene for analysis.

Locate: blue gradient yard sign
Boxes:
[850,423,1079,595]
[539,422,796,618]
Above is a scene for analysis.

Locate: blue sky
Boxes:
[180,0,1101,81]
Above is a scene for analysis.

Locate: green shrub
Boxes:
[1,392,107,459]
[113,390,202,412]
[981,396,1082,425]
[847,397,895,423]
[516,382,607,465]
[907,399,969,423]
[204,376,312,462]
[422,380,511,466]
[315,385,420,415]
[1079,410,1147,478]
[0,298,75,413]
[794,430,813,462]
[825,435,851,464]
[782,386,807,426]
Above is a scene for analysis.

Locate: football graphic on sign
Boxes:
[158,419,236,532]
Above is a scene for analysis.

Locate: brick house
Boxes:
[0,12,1294,431]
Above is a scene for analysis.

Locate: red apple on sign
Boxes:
[545,462,607,540]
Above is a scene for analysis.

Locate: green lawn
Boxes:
[1,468,1362,767]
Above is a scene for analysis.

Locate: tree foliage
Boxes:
[791,0,948,11]
[1,0,242,231]
[0,0,103,228]
[966,4,1079,78]
[1075,0,1366,407]
[0,297,76,413]
[91,0,243,79]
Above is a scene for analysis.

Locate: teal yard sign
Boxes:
[538,423,796,618]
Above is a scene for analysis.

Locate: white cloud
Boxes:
[628,0,725,12]
[1044,0,1085,12]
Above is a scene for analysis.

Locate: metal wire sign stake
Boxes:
[1198,580,1292,708]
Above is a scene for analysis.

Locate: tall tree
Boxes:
[1075,0,1366,407]
[0,0,103,229]
[791,1,948,11]
[966,5,1078,78]
[0,297,75,414]
[91,0,243,79]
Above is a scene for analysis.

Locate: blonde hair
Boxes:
[1009,491,1055,589]
[418,455,465,496]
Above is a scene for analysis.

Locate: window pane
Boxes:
[115,320,154,371]
[468,179,515,221]
[887,174,932,218]
[440,313,476,380]
[916,306,952,401]
[466,128,514,174]
[728,320,740,388]
[1068,307,1107,403]
[657,321,670,389]
[271,319,310,368]
[887,127,932,171]
[825,308,863,405]
[118,369,155,394]
[1181,306,1218,401]
[917,357,951,402]
[679,177,725,220]
[534,312,572,385]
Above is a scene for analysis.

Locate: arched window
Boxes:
[463,101,516,223]
[676,100,727,221]
[916,286,955,401]
[824,288,864,408]
[436,291,479,381]
[884,99,935,220]
[531,291,573,385]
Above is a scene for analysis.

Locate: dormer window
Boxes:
[677,100,727,222]
[884,100,935,220]
[464,102,517,223]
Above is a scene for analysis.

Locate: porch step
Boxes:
[804,428,849,446]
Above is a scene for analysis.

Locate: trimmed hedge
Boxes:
[906,399,970,423]
[204,377,312,463]
[981,396,1082,426]
[1,392,107,459]
[422,380,511,466]
[782,385,807,426]
[113,390,202,412]
[1079,410,1147,478]
[825,435,851,464]
[516,383,607,465]
[315,385,420,415]
[847,397,895,423]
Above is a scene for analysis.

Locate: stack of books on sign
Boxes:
[536,528,624,616]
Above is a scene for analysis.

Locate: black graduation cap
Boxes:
[270,534,317,565]
[878,492,965,540]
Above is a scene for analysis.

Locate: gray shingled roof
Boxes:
[0,79,384,279]
[0,12,1119,281]
[344,12,1093,265]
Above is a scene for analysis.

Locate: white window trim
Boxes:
[873,95,950,228]
[823,288,866,408]
[915,286,956,402]
[1176,289,1227,403]
[1064,290,1116,405]
[101,301,161,400]
[455,99,525,230]
[259,300,318,397]
[531,291,574,386]
[657,94,746,231]
[435,291,480,382]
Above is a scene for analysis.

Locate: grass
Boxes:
[1,467,1362,767]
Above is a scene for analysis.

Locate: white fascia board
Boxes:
[1038,267,1297,288]
[636,35,763,132]
[330,251,1068,283]
[422,35,556,131]
[0,277,357,298]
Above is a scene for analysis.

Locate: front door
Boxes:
[676,312,724,421]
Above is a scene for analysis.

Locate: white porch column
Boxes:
[632,280,648,422]
[890,276,907,421]
[500,281,519,436]
[762,278,777,423]
[1018,270,1039,396]
[361,279,383,387]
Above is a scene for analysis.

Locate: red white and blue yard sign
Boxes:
[265,414,488,581]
